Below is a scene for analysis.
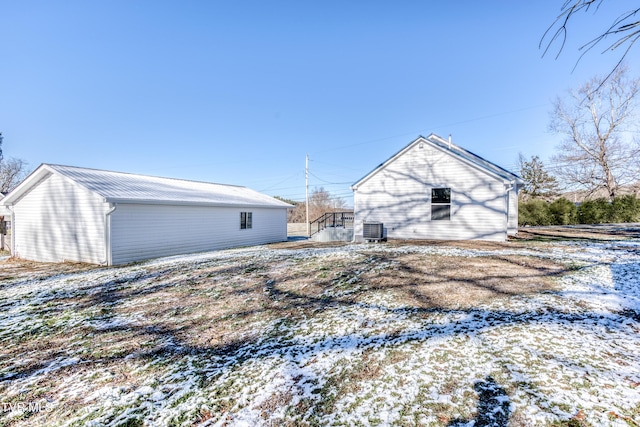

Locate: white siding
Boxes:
[354,144,508,241]
[110,204,287,265]
[12,173,107,263]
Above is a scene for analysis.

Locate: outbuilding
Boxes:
[351,134,524,242]
[1,164,292,265]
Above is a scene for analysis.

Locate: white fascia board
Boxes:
[352,136,426,190]
[0,164,54,205]
[352,135,516,191]
[103,198,293,209]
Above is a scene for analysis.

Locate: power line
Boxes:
[312,103,550,155]
[309,159,364,172]
[258,171,303,193]
[308,171,353,186]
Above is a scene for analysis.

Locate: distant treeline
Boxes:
[519,195,640,226]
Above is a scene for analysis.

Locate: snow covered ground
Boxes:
[0,236,639,426]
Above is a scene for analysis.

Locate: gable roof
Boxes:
[351,134,524,190]
[1,164,293,209]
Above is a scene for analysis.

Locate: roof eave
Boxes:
[352,134,520,190]
[104,197,293,209]
[352,135,427,190]
[0,164,54,205]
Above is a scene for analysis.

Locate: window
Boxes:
[431,188,451,220]
[240,212,253,229]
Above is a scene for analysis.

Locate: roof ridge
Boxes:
[45,163,247,189]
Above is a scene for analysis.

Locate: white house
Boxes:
[1,164,292,265]
[351,134,524,242]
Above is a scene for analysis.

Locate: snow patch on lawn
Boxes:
[1,239,639,426]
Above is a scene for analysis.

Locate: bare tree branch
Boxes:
[550,66,640,200]
[0,158,29,193]
[541,0,602,59]
[541,1,640,84]
[287,187,346,223]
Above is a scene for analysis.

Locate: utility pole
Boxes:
[305,154,310,237]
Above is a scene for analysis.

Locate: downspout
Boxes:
[505,180,515,238]
[103,203,118,266]
[6,205,15,256]
[351,186,357,243]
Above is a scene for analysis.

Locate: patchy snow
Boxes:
[0,238,639,426]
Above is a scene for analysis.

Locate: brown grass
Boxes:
[0,234,609,426]
[3,228,638,426]
[0,241,569,367]
[515,224,640,241]
[363,252,564,310]
[0,257,98,282]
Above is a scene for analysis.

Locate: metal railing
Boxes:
[309,211,354,237]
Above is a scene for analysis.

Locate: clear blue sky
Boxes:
[2,1,638,205]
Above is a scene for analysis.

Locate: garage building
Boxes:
[1,164,291,265]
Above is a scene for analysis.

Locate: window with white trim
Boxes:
[431,188,451,220]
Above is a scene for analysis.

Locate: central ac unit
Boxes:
[363,222,384,241]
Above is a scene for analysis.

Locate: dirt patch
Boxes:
[275,224,640,250]
[267,240,350,250]
[386,238,530,251]
[361,252,564,310]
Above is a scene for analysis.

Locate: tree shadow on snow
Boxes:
[2,239,639,425]
[448,376,510,427]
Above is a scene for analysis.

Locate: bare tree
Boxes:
[550,65,640,200]
[541,0,640,80]
[288,187,346,223]
[518,154,560,201]
[0,157,29,193]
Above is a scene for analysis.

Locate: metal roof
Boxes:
[2,164,293,208]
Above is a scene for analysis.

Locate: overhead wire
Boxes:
[308,171,353,186]
[311,103,550,155]
[258,171,304,193]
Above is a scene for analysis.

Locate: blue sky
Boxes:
[2,1,638,205]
